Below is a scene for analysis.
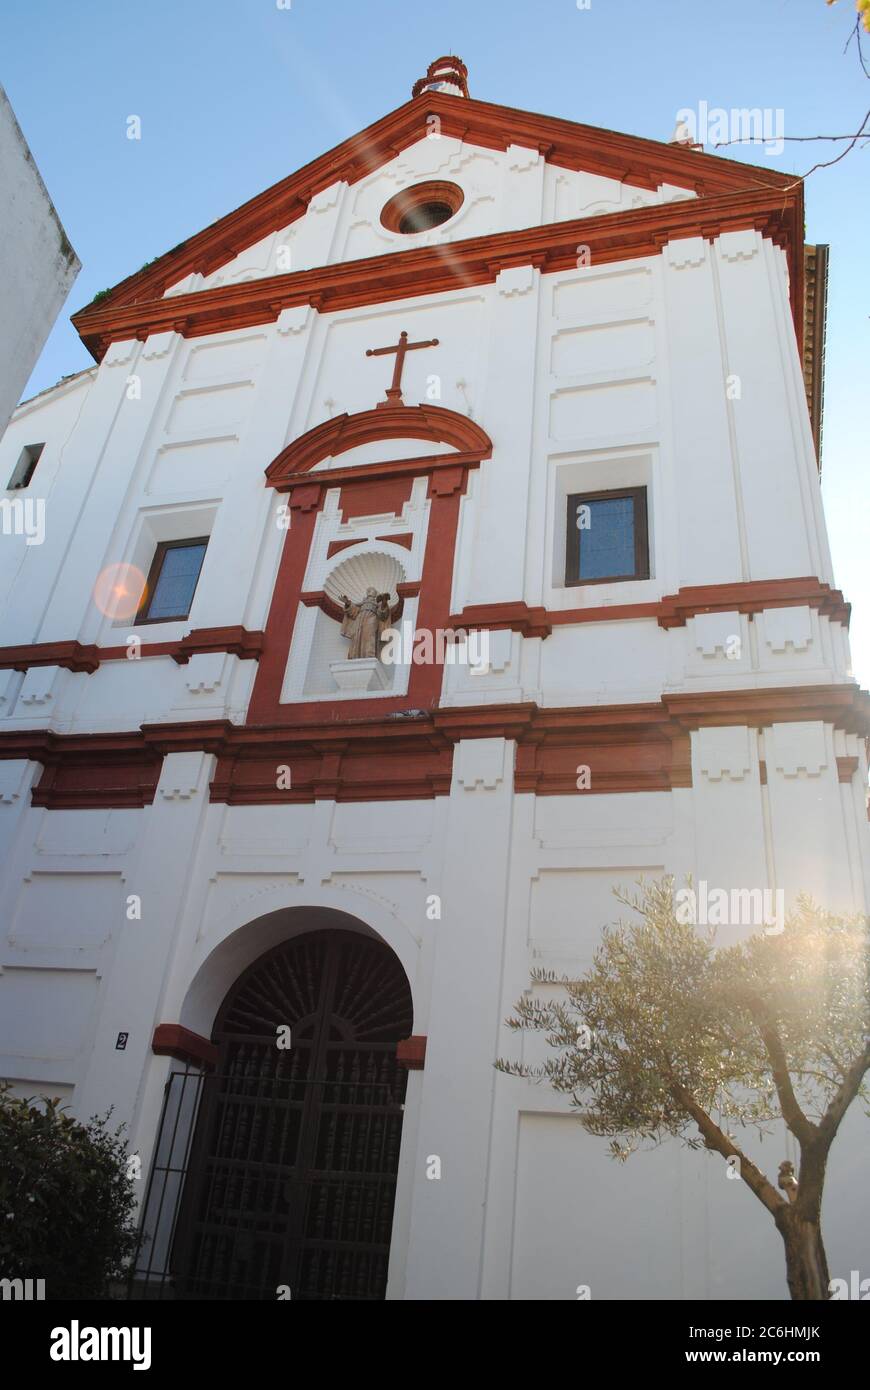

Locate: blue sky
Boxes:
[3,0,867,685]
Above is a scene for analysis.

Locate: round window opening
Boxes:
[381,181,464,236]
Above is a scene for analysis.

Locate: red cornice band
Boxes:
[1,684,866,810]
[71,186,803,361]
[0,583,848,677]
[450,579,850,639]
[0,626,264,675]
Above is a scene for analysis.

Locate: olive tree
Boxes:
[496,880,869,1300]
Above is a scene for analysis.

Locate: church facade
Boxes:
[0,58,867,1300]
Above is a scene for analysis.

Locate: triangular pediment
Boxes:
[72,79,796,354]
[163,138,699,299]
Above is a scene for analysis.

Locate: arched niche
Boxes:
[264,402,492,489]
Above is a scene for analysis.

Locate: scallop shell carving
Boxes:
[324,550,406,606]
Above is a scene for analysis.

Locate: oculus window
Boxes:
[565,487,649,585]
[380,181,464,235]
[136,538,208,623]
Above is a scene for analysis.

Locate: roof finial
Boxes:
[412,56,469,100]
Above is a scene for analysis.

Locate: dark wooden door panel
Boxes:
[173,931,412,1300]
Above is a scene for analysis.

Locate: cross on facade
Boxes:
[365,330,439,407]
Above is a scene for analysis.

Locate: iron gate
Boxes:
[130,931,413,1301]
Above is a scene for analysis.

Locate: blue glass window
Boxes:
[566,488,648,585]
[141,539,207,621]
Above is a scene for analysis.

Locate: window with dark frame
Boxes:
[135,538,208,623]
[565,486,649,586]
[7,443,45,490]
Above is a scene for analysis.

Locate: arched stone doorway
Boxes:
[172,928,413,1300]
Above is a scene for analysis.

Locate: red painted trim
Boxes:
[170,626,265,665]
[72,186,803,360]
[246,500,322,724]
[0,583,847,684]
[451,603,555,639]
[326,538,362,559]
[662,685,868,729]
[265,404,491,486]
[656,578,849,629]
[246,471,466,725]
[376,532,414,550]
[152,1024,219,1071]
[836,756,859,784]
[30,733,162,809]
[299,590,347,623]
[277,451,483,508]
[248,408,488,727]
[71,89,797,342]
[300,586,416,624]
[0,640,101,674]
[449,579,850,639]
[396,1035,427,1070]
[412,57,469,101]
[140,719,235,754]
[381,181,464,234]
[4,685,867,808]
[0,626,265,675]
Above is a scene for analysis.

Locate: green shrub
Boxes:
[0,1082,138,1299]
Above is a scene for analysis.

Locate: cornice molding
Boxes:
[0,584,846,680]
[450,579,850,639]
[0,640,102,674]
[70,90,796,337]
[656,578,849,629]
[0,626,265,675]
[71,186,803,360]
[2,684,865,808]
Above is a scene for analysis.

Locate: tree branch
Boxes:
[743,997,817,1146]
[845,15,870,80]
[817,1043,870,1147]
[793,108,870,179]
[713,106,870,188]
[669,1080,785,1217]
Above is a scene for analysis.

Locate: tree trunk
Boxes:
[777,1212,831,1300]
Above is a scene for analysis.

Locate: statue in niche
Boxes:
[339,587,397,660]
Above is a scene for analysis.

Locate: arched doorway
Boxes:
[172,929,413,1300]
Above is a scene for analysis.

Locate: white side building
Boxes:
[0,83,80,439]
[0,57,866,1301]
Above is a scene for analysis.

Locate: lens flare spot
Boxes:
[93,563,146,621]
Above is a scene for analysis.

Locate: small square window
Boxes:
[8,443,45,490]
[566,486,649,585]
[136,538,208,623]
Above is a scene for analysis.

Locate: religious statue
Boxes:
[339,587,397,660]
